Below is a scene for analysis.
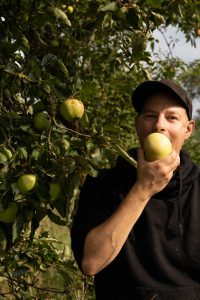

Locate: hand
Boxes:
[135,148,180,198]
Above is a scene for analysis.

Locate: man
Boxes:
[71,80,200,300]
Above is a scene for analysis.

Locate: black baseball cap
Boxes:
[132,79,193,120]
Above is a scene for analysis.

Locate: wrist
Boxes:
[130,182,152,202]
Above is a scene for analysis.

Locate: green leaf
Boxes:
[17,147,28,159]
[76,156,98,177]
[47,7,71,27]
[99,2,118,12]
[31,149,40,161]
[58,60,69,78]
[65,172,81,225]
[21,35,30,53]
[146,0,162,8]
[151,11,165,25]
[0,153,7,164]
[41,53,57,67]
[102,13,112,29]
[41,81,51,93]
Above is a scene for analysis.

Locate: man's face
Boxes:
[135,93,195,154]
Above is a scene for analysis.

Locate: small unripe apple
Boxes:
[0,202,18,223]
[67,5,74,14]
[33,112,51,131]
[17,174,37,194]
[59,98,84,122]
[144,133,172,161]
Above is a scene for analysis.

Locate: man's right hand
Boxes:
[135,148,180,199]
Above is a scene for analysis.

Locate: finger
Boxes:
[158,150,180,173]
[166,150,180,166]
[137,148,146,164]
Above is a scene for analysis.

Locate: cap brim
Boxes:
[132,81,186,115]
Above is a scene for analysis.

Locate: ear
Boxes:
[185,120,195,140]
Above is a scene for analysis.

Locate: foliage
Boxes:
[177,59,200,101]
[0,225,95,299]
[0,0,200,297]
[184,117,200,165]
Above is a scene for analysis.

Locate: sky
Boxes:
[153,25,200,62]
[151,25,200,117]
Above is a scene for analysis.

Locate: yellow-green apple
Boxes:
[17,174,37,194]
[144,132,172,161]
[33,112,51,131]
[59,98,84,122]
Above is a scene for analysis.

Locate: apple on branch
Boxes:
[59,98,84,122]
[17,174,37,194]
[0,202,18,223]
[33,111,51,131]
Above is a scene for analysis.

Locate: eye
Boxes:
[167,115,178,120]
[143,113,156,119]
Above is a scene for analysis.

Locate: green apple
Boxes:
[33,112,51,131]
[67,5,74,14]
[0,202,18,223]
[59,98,84,122]
[49,182,61,203]
[144,132,172,161]
[17,174,37,194]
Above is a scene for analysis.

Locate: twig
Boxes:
[0,273,74,295]
[114,145,137,168]
[52,117,91,138]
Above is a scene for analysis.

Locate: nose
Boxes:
[153,114,167,133]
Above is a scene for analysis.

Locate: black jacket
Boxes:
[71,150,200,300]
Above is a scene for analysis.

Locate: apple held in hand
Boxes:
[144,132,172,161]
[17,174,37,194]
[59,98,84,122]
